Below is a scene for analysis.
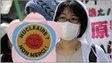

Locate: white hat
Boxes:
[0,23,9,39]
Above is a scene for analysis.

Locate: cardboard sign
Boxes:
[7,13,61,62]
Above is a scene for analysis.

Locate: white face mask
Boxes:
[58,22,80,40]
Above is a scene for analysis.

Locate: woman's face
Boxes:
[56,7,81,40]
[57,7,80,24]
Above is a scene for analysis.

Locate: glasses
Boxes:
[57,16,79,24]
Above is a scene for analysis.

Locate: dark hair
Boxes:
[54,0,88,38]
[1,34,11,54]
[1,34,13,62]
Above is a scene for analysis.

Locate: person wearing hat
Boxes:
[25,0,59,21]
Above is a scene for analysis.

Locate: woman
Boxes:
[53,0,107,63]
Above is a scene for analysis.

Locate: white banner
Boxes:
[81,0,112,62]
[90,16,112,62]
[81,0,112,17]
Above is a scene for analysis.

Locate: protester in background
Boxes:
[1,0,29,62]
[0,23,13,62]
[53,0,107,63]
[1,0,28,23]
[25,0,59,20]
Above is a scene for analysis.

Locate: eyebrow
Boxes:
[60,13,77,16]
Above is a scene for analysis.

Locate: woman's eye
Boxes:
[59,17,66,19]
[71,17,78,20]
[70,17,79,24]
[71,18,76,20]
[58,16,66,22]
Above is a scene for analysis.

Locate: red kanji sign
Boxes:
[91,21,109,39]
[88,8,97,17]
